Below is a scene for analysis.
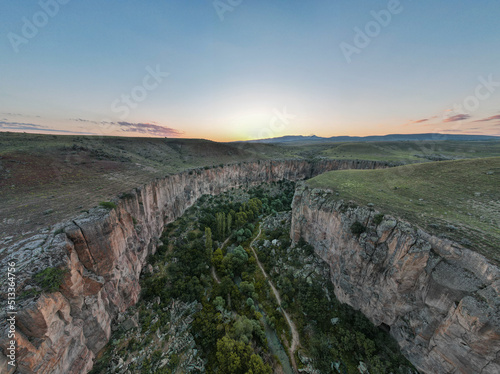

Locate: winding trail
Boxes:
[249,222,300,372]
[211,235,232,284]
[211,266,221,284]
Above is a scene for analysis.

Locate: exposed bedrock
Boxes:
[290,185,500,374]
[0,159,385,374]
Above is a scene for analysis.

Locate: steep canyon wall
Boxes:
[0,159,384,374]
[290,185,500,374]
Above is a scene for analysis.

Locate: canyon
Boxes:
[290,185,500,373]
[0,159,384,374]
[1,158,498,373]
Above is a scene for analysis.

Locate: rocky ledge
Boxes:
[0,159,385,374]
[290,184,500,374]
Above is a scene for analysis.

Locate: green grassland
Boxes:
[1,132,499,243]
[0,132,293,172]
[287,140,500,163]
[0,133,293,238]
[308,157,500,263]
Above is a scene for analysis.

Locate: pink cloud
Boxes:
[117,122,184,137]
[443,114,471,123]
[474,115,500,122]
[409,118,428,124]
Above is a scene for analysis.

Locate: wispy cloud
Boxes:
[1,112,41,118]
[0,112,23,117]
[117,122,183,137]
[474,114,500,122]
[409,118,428,124]
[70,118,102,124]
[1,117,183,137]
[0,121,46,130]
[0,121,95,135]
[443,114,471,123]
[405,115,439,126]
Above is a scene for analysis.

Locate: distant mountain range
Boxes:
[237,133,500,144]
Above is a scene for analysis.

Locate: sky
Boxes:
[1,0,500,141]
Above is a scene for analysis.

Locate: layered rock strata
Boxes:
[290,185,500,374]
[0,159,385,374]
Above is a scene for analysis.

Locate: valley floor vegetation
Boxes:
[91,181,416,374]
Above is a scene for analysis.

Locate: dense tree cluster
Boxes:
[216,336,271,374]
[101,180,413,374]
[199,180,294,243]
[259,232,416,374]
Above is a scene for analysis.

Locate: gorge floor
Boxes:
[90,182,416,374]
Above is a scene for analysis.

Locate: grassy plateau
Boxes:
[1,132,499,248]
[308,157,500,264]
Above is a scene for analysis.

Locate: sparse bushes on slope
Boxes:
[350,221,366,236]
[99,201,117,210]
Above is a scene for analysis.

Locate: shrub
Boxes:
[54,228,64,235]
[350,221,366,236]
[373,214,384,225]
[34,267,67,292]
[99,201,117,210]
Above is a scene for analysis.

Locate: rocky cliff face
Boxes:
[290,185,500,374]
[0,159,386,374]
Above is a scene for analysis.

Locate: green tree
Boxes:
[212,248,224,273]
[247,353,272,374]
[227,213,232,235]
[230,246,249,274]
[205,227,213,254]
[216,212,226,239]
[232,316,254,344]
[215,336,271,374]
[216,336,247,374]
[235,211,247,228]
[240,281,255,296]
[220,276,233,294]
[236,229,246,243]
[248,198,262,217]
[244,228,252,238]
[214,296,225,312]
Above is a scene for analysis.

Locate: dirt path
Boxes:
[211,234,232,284]
[211,266,221,284]
[250,223,300,372]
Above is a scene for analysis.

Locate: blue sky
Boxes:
[1,0,499,140]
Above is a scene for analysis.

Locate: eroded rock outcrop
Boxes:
[290,185,500,374]
[0,159,385,374]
